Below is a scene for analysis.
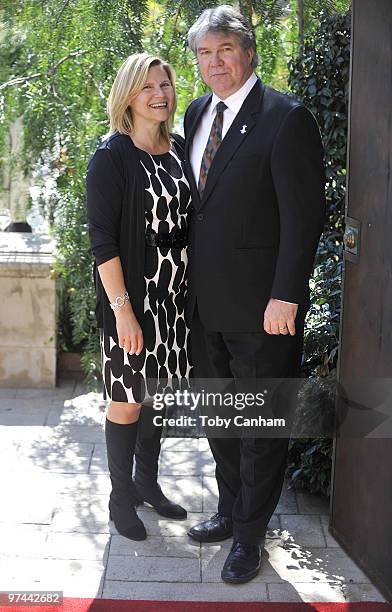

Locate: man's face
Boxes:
[196,32,254,99]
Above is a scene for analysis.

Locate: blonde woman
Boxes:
[86,54,190,541]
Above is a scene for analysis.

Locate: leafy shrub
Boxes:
[285,10,351,496]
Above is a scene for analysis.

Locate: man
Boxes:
[184,5,325,584]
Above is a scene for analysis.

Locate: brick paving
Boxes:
[0,381,386,603]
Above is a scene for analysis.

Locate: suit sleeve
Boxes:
[86,147,124,266]
[270,105,326,304]
[183,104,190,139]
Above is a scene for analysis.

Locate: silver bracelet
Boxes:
[110,291,130,311]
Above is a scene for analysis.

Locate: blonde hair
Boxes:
[107,53,176,143]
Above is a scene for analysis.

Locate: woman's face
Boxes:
[129,64,175,126]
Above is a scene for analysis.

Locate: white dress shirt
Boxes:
[190,72,258,185]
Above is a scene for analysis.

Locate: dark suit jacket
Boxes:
[184,78,326,332]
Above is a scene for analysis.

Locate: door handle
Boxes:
[344,216,361,262]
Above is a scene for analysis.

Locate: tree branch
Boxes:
[0,49,90,91]
[54,0,72,27]
[165,1,183,57]
[298,0,304,51]
[49,49,90,74]
[238,0,253,27]
[0,72,42,90]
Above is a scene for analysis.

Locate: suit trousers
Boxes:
[191,304,306,544]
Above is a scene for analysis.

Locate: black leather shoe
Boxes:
[221,540,262,584]
[134,483,187,519]
[188,513,233,542]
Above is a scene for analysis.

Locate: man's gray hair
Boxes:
[188,5,259,69]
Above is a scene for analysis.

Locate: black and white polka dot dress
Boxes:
[100,142,192,403]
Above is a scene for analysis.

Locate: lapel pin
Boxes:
[240,124,247,134]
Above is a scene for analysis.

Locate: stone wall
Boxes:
[0,232,57,387]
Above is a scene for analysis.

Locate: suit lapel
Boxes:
[184,95,211,208]
[199,111,255,206]
[199,79,265,208]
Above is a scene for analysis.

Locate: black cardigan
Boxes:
[86,131,185,340]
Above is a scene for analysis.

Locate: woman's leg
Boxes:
[133,405,187,519]
[105,400,146,540]
[107,400,141,424]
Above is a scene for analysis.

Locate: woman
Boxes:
[86,53,191,541]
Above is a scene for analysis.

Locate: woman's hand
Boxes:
[115,304,144,355]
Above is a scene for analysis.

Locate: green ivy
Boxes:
[286,10,351,496]
[287,437,334,496]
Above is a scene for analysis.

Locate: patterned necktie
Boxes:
[198,101,227,196]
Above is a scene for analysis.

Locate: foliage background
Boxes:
[0,0,351,495]
[285,9,350,497]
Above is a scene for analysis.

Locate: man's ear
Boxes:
[247,48,254,65]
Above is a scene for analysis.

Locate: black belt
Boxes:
[145,228,188,248]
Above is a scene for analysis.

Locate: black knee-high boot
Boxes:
[133,406,187,519]
[105,417,147,540]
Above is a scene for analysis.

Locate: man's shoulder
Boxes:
[186,94,210,117]
[260,85,319,133]
[263,85,304,115]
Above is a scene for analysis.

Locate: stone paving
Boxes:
[0,380,386,603]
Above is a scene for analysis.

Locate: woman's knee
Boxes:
[107,401,142,423]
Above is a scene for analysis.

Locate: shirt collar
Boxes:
[209,72,258,116]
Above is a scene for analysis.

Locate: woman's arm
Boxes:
[86,145,143,355]
[98,256,143,356]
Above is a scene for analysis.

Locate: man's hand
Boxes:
[263,299,298,336]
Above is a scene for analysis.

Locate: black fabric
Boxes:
[86,132,185,342]
[191,306,306,543]
[105,418,139,508]
[183,79,326,332]
[134,405,163,488]
[145,228,188,248]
